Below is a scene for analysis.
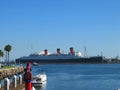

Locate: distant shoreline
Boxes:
[15,58,120,64]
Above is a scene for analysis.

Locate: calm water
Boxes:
[31,64,120,90]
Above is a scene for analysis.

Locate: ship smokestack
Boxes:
[44,49,48,55]
[70,47,74,54]
[57,48,61,54]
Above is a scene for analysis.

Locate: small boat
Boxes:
[32,71,47,87]
[32,62,40,66]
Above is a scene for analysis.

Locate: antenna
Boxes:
[84,46,87,57]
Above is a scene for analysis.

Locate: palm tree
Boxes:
[4,44,12,66]
[0,50,4,62]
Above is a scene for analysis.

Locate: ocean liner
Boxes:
[16,47,103,63]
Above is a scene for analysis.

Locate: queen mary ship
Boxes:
[16,47,103,63]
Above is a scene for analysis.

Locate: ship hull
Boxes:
[16,56,103,64]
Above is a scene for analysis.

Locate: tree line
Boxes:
[0,44,12,65]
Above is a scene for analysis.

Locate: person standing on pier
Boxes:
[24,62,32,90]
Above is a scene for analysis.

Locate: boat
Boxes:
[32,71,47,87]
[16,47,103,63]
[32,62,40,66]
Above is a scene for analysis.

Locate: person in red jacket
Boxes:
[24,66,32,90]
[26,62,31,70]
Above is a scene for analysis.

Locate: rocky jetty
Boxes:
[0,66,24,80]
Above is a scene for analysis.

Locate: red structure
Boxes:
[24,62,32,90]
[70,47,75,54]
[44,49,48,55]
[57,48,61,54]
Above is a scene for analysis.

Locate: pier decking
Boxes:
[0,83,25,90]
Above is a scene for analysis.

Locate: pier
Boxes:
[0,66,24,80]
[0,83,25,90]
[0,66,25,90]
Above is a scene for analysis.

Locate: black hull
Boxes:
[16,56,103,64]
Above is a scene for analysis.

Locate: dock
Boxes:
[0,66,24,80]
[0,66,25,90]
[0,83,25,90]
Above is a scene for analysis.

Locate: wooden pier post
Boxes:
[13,75,17,88]
[0,81,1,88]
[4,78,10,90]
[18,75,22,84]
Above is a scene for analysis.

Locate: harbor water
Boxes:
[31,64,120,90]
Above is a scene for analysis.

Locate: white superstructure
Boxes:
[19,47,82,60]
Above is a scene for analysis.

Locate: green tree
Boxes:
[4,44,12,66]
[0,50,4,62]
[0,50,4,57]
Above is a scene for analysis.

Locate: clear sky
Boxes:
[0,0,120,60]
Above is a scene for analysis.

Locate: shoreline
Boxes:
[0,66,24,80]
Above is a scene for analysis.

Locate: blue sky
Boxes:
[0,0,120,60]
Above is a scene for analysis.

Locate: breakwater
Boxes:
[0,66,24,80]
